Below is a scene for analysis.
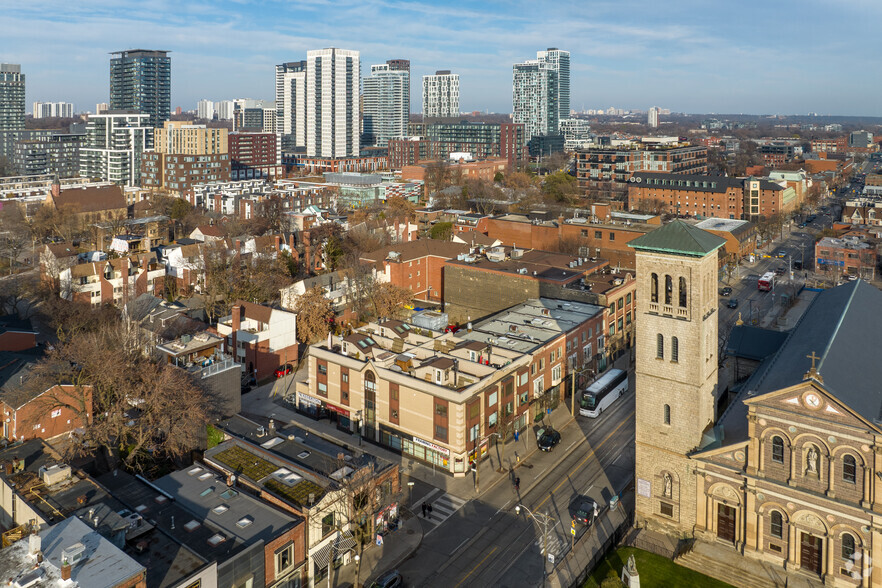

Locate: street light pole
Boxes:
[515,504,555,588]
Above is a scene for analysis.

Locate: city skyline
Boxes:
[1,0,881,116]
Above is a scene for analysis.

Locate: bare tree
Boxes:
[28,315,210,470]
[370,282,413,320]
[291,286,333,343]
[0,205,33,274]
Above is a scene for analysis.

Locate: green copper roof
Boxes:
[627,219,726,257]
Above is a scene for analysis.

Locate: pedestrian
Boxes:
[427,503,433,516]
[514,477,520,492]
[421,503,427,517]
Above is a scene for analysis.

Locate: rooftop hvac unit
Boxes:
[39,464,72,486]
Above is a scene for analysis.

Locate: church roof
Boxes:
[713,280,882,449]
[627,219,726,257]
[725,325,788,362]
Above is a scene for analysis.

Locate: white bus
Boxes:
[579,368,628,418]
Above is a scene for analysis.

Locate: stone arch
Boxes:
[757,501,790,521]
[709,482,742,506]
[831,523,865,548]
[658,469,678,499]
[792,510,828,535]
[792,433,831,456]
[831,445,866,468]
[760,427,793,446]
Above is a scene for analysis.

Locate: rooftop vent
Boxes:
[61,542,86,566]
[39,464,71,487]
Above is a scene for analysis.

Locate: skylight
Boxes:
[213,505,229,514]
[187,467,204,476]
[207,534,226,546]
[237,516,253,528]
[184,520,200,532]
[200,487,215,497]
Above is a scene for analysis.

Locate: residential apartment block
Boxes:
[153,120,228,154]
[32,100,73,118]
[576,138,708,200]
[141,151,231,193]
[13,132,83,177]
[306,48,360,158]
[276,60,307,150]
[512,57,558,140]
[229,131,284,180]
[390,121,527,168]
[362,61,410,148]
[422,70,459,118]
[79,111,153,186]
[109,49,171,127]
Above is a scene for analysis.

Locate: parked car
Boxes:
[572,501,595,526]
[719,286,732,297]
[774,266,786,276]
[444,324,460,334]
[537,427,561,451]
[727,298,739,309]
[274,364,294,378]
[793,261,803,270]
[370,570,403,588]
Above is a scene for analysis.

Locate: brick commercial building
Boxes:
[694,217,757,265]
[758,144,795,167]
[815,236,877,281]
[301,298,604,476]
[576,138,707,200]
[482,211,655,270]
[627,171,795,221]
[401,157,509,183]
[390,121,527,168]
[360,240,471,303]
[229,131,284,180]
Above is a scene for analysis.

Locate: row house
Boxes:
[216,301,298,380]
[842,197,882,226]
[184,178,270,209]
[281,271,358,321]
[59,253,165,307]
[293,154,388,175]
[206,416,399,584]
[300,298,604,476]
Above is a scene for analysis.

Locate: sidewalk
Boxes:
[315,510,423,588]
[241,380,580,500]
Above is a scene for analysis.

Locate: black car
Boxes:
[370,570,403,588]
[537,427,561,451]
[572,501,595,526]
[793,261,803,270]
[774,266,786,276]
[727,298,739,309]
[719,286,732,297]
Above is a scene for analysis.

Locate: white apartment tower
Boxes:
[197,99,215,120]
[648,106,660,128]
[79,111,152,186]
[32,101,74,118]
[422,70,459,119]
[536,48,570,121]
[306,48,360,158]
[512,59,558,140]
[275,61,307,149]
[362,60,410,147]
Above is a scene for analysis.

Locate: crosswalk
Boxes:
[413,489,468,534]
[535,532,569,561]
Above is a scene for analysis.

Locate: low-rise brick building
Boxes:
[59,253,165,307]
[216,301,298,380]
[815,236,877,280]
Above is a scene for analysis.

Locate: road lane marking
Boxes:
[449,537,470,556]
[566,441,577,450]
[454,546,498,588]
[535,410,634,512]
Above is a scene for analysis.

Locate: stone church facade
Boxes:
[631,220,882,587]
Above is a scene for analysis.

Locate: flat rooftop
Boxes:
[459,298,605,353]
[445,247,605,284]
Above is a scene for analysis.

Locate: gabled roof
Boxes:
[741,280,882,424]
[52,185,126,213]
[627,219,726,257]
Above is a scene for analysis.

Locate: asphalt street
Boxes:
[397,374,636,587]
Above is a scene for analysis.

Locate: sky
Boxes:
[3,0,881,117]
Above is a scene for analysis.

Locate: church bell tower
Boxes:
[628,220,726,534]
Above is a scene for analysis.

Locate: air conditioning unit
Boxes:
[39,464,72,486]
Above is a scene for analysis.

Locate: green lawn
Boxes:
[584,547,735,588]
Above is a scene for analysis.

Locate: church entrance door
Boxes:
[800,532,823,575]
[716,504,736,542]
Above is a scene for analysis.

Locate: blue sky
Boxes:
[3,0,880,116]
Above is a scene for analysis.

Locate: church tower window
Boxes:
[679,277,687,307]
[650,273,658,303]
[664,275,673,305]
[657,334,664,359]
[663,404,671,425]
[671,337,679,363]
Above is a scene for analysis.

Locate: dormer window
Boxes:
[435,369,443,383]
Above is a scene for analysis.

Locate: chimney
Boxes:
[61,562,71,580]
[231,304,242,356]
[50,178,61,201]
[274,235,281,251]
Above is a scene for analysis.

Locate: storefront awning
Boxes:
[311,531,357,569]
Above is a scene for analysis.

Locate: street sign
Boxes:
[547,554,555,564]
[571,527,576,536]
